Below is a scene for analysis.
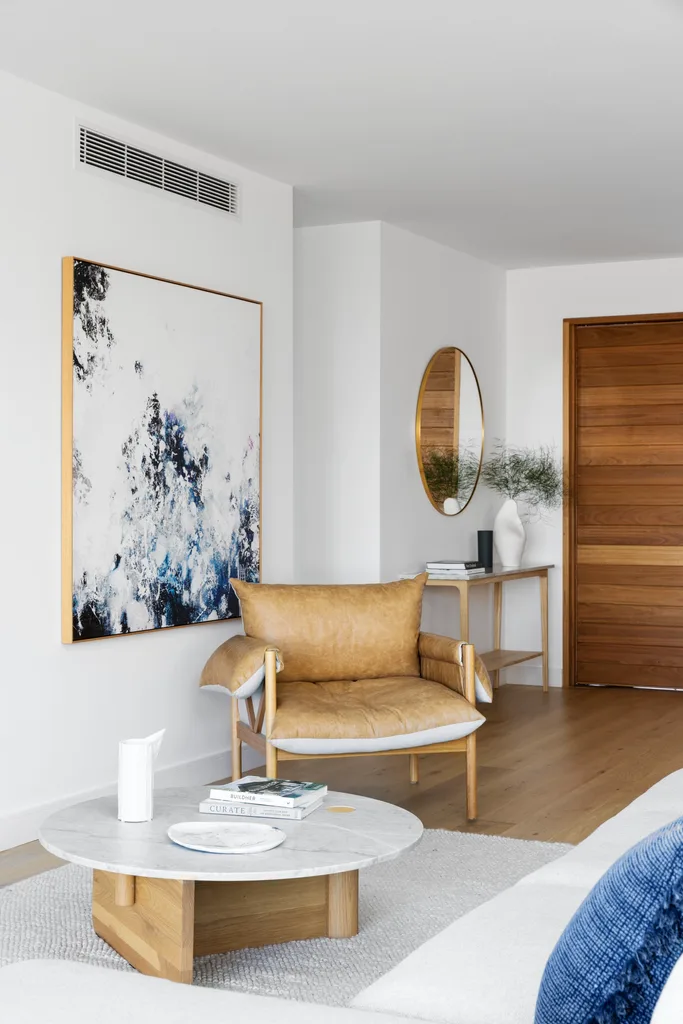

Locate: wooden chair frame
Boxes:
[230,643,480,821]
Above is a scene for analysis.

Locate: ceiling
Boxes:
[2,0,683,268]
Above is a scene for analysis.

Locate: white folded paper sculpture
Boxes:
[117,729,165,822]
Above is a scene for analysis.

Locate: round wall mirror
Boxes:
[416,347,484,515]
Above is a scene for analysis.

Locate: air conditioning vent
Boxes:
[127,146,163,189]
[77,125,240,217]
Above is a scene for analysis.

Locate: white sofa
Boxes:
[3,768,683,1023]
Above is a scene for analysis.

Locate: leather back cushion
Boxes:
[231,574,427,682]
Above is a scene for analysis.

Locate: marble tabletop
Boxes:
[38,787,423,882]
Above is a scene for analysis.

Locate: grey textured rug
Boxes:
[0,831,569,1006]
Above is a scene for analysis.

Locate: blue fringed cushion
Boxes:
[535,817,683,1024]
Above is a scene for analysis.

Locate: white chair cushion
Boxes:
[271,719,483,755]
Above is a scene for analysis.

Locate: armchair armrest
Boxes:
[419,632,493,704]
[199,634,283,698]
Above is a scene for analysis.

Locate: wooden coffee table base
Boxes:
[92,868,360,984]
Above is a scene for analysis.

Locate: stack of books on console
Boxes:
[199,776,327,820]
[425,560,487,580]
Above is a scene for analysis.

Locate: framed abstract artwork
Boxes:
[62,258,261,643]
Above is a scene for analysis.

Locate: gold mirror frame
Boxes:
[415,347,484,516]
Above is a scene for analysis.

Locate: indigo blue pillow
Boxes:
[535,817,683,1024]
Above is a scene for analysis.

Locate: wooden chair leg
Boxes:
[266,742,278,779]
[409,754,419,784]
[466,733,477,821]
[231,697,242,782]
[264,648,278,779]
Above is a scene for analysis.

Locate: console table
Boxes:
[426,564,553,692]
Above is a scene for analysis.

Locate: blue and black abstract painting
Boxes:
[68,259,260,641]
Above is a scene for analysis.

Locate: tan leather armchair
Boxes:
[200,574,492,820]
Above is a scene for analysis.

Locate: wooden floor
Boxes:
[281,683,683,844]
[4,683,683,886]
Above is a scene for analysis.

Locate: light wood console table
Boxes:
[426,564,553,692]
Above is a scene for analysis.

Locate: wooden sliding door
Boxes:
[565,314,683,688]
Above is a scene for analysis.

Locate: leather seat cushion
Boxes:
[270,676,485,754]
[230,575,426,683]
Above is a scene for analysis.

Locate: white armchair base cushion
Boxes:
[202,677,265,699]
[271,718,483,755]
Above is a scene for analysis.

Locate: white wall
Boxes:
[379,224,507,649]
[293,222,506,652]
[506,256,683,686]
[294,224,381,583]
[0,70,293,849]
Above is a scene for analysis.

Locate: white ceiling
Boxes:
[3,0,683,267]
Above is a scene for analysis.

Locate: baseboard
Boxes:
[502,663,563,688]
[0,746,263,854]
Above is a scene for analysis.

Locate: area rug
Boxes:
[0,830,569,1006]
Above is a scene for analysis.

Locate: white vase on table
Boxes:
[493,498,526,569]
[443,497,461,516]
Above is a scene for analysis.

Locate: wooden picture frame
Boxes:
[62,257,262,643]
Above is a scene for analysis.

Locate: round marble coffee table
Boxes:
[39,786,422,984]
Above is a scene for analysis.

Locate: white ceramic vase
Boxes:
[493,498,526,568]
[443,497,461,516]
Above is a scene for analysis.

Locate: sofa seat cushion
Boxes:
[353,881,592,1024]
[231,575,426,683]
[0,961,425,1024]
[270,677,485,755]
[536,816,683,1024]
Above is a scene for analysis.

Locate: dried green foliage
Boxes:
[422,446,481,507]
[481,442,562,511]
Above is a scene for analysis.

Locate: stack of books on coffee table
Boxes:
[199,776,327,820]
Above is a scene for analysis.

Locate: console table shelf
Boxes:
[426,564,553,692]
[479,649,543,673]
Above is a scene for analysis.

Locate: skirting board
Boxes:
[502,664,562,688]
[0,746,263,853]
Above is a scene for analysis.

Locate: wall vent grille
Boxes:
[78,126,240,216]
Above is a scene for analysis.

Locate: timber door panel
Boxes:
[566,316,683,688]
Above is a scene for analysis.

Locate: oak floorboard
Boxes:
[0,841,63,886]
[232,685,683,844]
[5,685,683,884]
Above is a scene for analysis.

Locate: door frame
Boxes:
[563,312,683,688]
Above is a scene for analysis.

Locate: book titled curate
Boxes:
[208,776,327,807]
[199,798,323,820]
